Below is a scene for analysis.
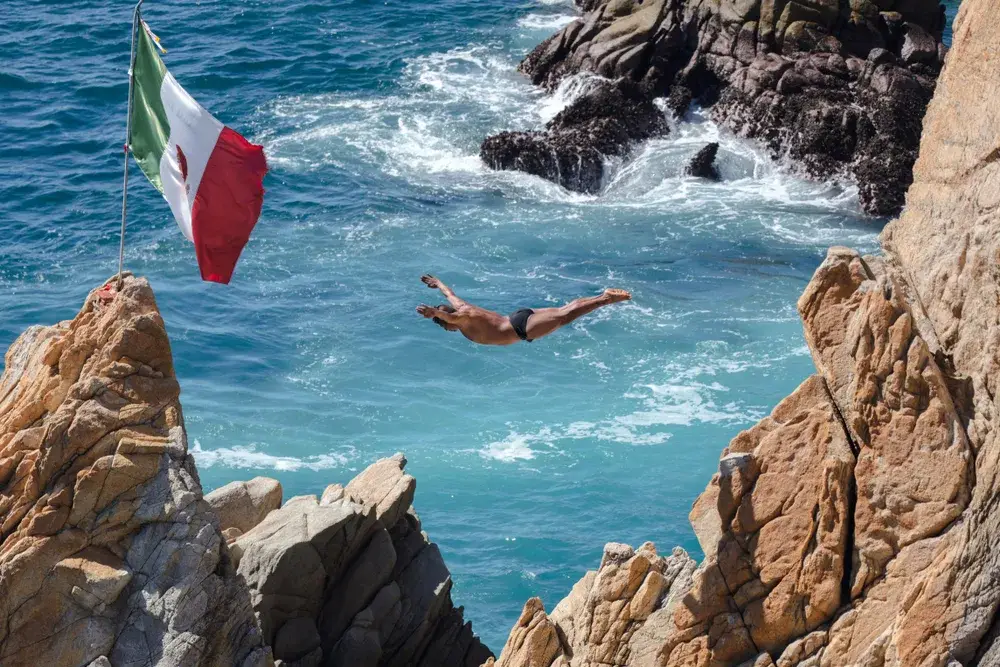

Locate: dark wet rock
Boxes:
[879,11,906,51]
[665,84,692,117]
[479,79,669,193]
[901,22,939,64]
[484,0,946,215]
[686,142,720,179]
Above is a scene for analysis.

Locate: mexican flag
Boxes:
[129,19,267,284]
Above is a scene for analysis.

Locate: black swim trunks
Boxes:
[509,308,534,342]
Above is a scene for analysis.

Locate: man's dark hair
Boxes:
[433,304,456,328]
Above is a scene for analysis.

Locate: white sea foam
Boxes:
[192,441,350,472]
[256,30,875,239]
[478,376,757,463]
[480,432,542,461]
[621,382,750,427]
[538,73,609,122]
[603,108,861,214]
[517,13,578,30]
[258,45,545,187]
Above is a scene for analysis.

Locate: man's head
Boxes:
[433,304,458,332]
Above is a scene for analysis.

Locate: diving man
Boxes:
[416,274,631,345]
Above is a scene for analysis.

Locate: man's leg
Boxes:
[525,289,630,340]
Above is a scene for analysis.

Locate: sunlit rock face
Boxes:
[0,276,270,667]
[0,279,492,667]
[230,453,494,667]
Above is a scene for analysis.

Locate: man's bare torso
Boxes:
[418,303,521,345]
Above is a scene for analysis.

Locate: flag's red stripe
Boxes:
[190,127,268,284]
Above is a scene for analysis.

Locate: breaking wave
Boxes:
[257,43,871,245]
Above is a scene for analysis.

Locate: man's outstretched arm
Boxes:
[421,274,465,308]
[416,304,461,323]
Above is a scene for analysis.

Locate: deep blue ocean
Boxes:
[0,0,959,650]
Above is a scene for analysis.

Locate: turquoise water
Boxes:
[1,0,958,650]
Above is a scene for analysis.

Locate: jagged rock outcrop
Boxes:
[798,248,972,597]
[680,374,855,660]
[0,282,491,667]
[0,276,270,667]
[487,0,1000,664]
[686,143,720,179]
[483,0,947,214]
[231,453,493,667]
[484,544,697,667]
[481,78,669,193]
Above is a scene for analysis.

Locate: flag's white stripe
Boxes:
[157,72,223,242]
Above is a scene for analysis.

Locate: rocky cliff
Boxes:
[0,277,269,667]
[0,277,491,667]
[481,0,948,215]
[1,0,996,663]
[484,0,1000,664]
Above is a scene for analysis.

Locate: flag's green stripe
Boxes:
[130,23,169,192]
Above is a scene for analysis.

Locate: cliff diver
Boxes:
[416,274,631,345]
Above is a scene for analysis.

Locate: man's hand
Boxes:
[421,273,465,308]
[416,304,436,318]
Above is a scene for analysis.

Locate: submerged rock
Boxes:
[685,142,720,179]
[486,0,1000,664]
[484,0,946,214]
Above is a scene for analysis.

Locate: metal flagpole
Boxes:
[117,0,144,289]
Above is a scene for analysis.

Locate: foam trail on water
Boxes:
[192,441,351,472]
[480,433,540,462]
[477,377,760,463]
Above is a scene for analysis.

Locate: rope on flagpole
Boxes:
[117,0,144,290]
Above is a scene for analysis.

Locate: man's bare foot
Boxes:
[416,304,436,318]
[604,288,631,303]
[421,274,440,289]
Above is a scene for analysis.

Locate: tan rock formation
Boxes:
[798,248,972,596]
[0,276,269,667]
[0,282,491,667]
[488,597,567,667]
[206,475,283,538]
[486,0,1000,664]
[233,453,493,667]
[677,375,854,660]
